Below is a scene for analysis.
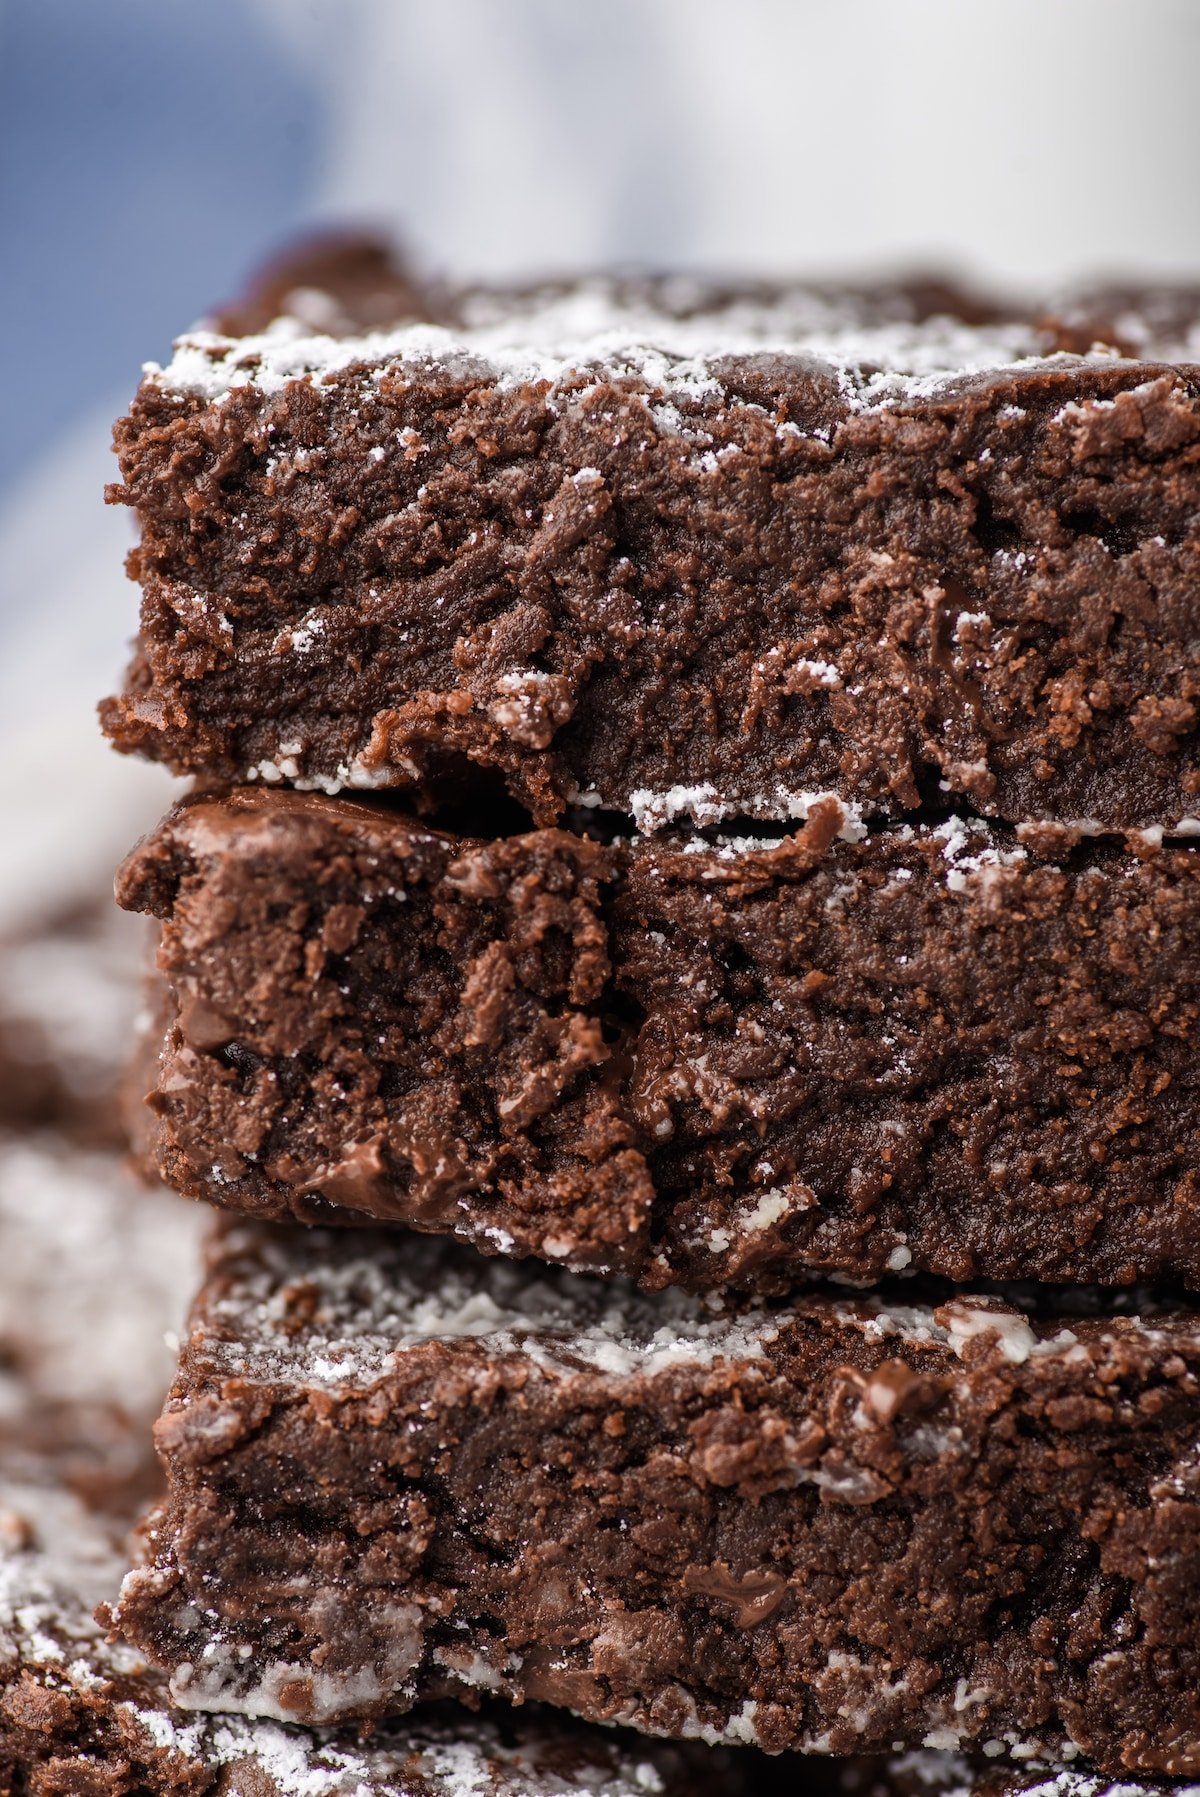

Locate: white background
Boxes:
[263,0,1200,285]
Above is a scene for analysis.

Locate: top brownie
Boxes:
[102,247,1200,833]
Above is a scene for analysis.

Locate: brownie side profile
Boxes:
[119,786,1200,1290]
[111,1223,1200,1774]
[0,1064,737,1797]
[2,1478,743,1797]
[101,282,1200,831]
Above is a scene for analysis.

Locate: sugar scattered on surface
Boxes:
[633,782,866,837]
[933,815,1027,892]
[202,1228,780,1388]
[195,1225,1200,1403]
[146,282,1152,416]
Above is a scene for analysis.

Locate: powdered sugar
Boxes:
[170,1599,425,1724]
[893,1751,1193,1797]
[147,283,1133,417]
[202,1227,779,1389]
[139,1700,685,1796]
[244,741,411,794]
[631,781,867,837]
[0,1136,202,1427]
[934,815,1027,892]
[0,1480,148,1687]
[194,1226,1196,1407]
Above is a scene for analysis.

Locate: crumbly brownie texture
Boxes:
[2,1476,731,1797]
[0,901,148,1145]
[0,1089,728,1796]
[112,1222,1200,1774]
[102,275,1200,832]
[120,786,1200,1291]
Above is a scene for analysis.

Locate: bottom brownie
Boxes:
[112,1223,1200,1775]
[1,1474,743,1797]
[0,1123,736,1795]
[13,1480,1180,1797]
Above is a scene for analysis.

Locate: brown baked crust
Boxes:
[0,1491,732,1797]
[210,228,453,338]
[111,1220,1200,1773]
[100,274,1200,833]
[118,785,1200,1291]
[0,1117,736,1796]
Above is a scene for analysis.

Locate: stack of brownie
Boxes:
[0,918,738,1795]
[81,238,1200,1790]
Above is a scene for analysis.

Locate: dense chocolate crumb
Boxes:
[0,1016,736,1795]
[119,785,1200,1291]
[101,270,1200,832]
[2,1475,739,1797]
[111,1220,1200,1774]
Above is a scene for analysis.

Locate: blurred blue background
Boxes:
[0,0,323,492]
[0,0,1197,924]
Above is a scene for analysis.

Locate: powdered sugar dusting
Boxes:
[0,1137,202,1428]
[933,815,1027,892]
[142,1698,689,1795]
[894,1751,1200,1797]
[202,1226,779,1389]
[195,1226,1198,1404]
[0,1482,149,1692]
[146,282,1133,415]
[631,782,867,837]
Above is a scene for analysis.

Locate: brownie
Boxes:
[101,272,1200,832]
[0,1054,734,1796]
[119,785,1200,1291]
[10,1473,1166,1797]
[210,229,452,339]
[210,232,1022,343]
[111,1221,1200,1774]
[2,1473,750,1797]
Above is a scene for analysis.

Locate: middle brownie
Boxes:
[119,786,1200,1292]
